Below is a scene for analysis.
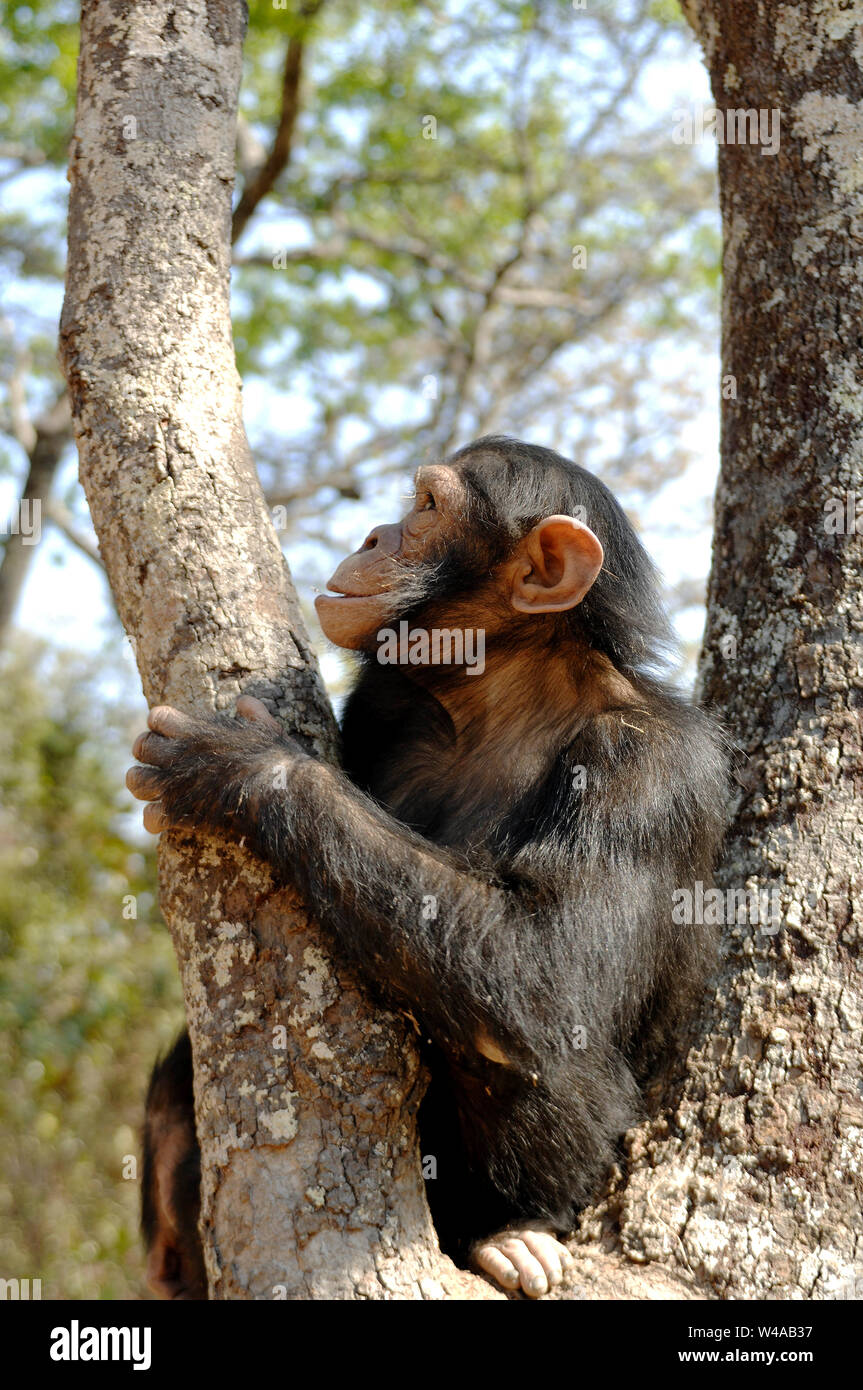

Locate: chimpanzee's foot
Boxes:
[471,1226,574,1298]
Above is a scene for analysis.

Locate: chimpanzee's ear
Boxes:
[509,514,604,613]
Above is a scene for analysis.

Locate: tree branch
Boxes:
[44,497,102,566]
[0,392,72,643]
[231,0,325,245]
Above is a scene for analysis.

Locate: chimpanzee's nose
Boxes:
[358,523,401,556]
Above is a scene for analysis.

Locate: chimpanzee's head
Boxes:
[314,436,672,676]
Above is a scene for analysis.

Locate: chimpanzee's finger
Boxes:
[497,1238,548,1297]
[126,765,166,800]
[521,1230,565,1286]
[148,705,196,739]
[236,695,282,732]
[473,1243,521,1290]
[132,731,176,767]
[143,800,171,834]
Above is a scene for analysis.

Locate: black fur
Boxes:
[141,1031,205,1299]
[140,438,729,1275]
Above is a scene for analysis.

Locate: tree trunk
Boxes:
[59,0,486,1300]
[570,3,863,1300]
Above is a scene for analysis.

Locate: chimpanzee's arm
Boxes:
[128,706,541,1060]
[127,701,715,1077]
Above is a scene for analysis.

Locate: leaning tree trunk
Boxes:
[59,0,486,1300]
[568,4,863,1300]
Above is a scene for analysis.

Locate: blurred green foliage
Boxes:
[0,643,182,1299]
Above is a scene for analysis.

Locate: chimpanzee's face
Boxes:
[314,464,467,650]
[315,450,604,654]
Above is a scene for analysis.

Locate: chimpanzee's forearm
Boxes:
[243,755,543,1060]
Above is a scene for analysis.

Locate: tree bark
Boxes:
[570,2,863,1300]
[60,0,487,1300]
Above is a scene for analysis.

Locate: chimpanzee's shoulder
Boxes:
[563,691,729,805]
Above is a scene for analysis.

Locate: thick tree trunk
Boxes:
[59,0,485,1300]
[570,3,863,1299]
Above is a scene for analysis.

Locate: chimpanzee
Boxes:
[140,1030,207,1301]
[130,436,728,1299]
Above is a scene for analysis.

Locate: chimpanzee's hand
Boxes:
[471,1226,574,1298]
[126,695,306,835]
